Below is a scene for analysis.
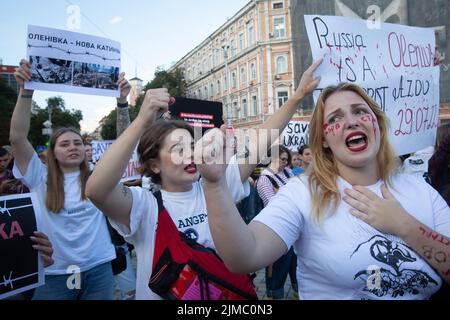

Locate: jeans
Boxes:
[265,247,298,299]
[32,262,114,300]
[114,243,136,300]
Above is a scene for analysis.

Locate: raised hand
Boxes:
[292,58,323,101]
[138,88,170,123]
[343,184,411,237]
[117,72,131,103]
[14,59,33,91]
[195,128,228,184]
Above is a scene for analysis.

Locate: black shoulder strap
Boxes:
[283,168,292,178]
[153,190,164,213]
[263,175,280,190]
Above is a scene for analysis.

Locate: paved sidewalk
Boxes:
[253,268,297,300]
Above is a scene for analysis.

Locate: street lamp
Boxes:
[222,44,231,122]
[42,106,53,138]
[221,43,236,152]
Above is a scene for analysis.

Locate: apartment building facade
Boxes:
[170,0,304,129]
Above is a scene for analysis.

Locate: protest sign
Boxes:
[91,140,140,182]
[305,15,440,155]
[169,98,223,135]
[0,193,44,299]
[282,121,310,152]
[25,25,121,97]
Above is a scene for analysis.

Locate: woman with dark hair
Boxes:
[10,59,129,300]
[199,82,450,299]
[85,60,323,299]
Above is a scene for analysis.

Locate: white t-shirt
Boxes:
[254,173,450,300]
[110,156,250,300]
[13,153,115,275]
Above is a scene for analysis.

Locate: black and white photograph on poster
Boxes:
[29,56,73,85]
[25,25,121,97]
[0,193,43,300]
[73,63,119,90]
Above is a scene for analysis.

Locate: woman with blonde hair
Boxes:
[198,82,450,299]
[10,59,129,299]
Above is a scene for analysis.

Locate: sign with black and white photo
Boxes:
[0,193,43,300]
[169,98,223,135]
[25,25,121,97]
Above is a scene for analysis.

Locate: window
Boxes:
[250,62,257,80]
[273,2,283,9]
[242,98,248,118]
[210,83,214,97]
[209,55,213,69]
[274,17,286,38]
[239,33,245,51]
[233,101,239,119]
[252,95,258,115]
[217,80,221,94]
[204,87,208,99]
[230,40,236,57]
[197,89,201,99]
[276,56,288,74]
[248,26,254,46]
[240,66,247,85]
[224,75,228,90]
[232,72,237,88]
[215,49,220,66]
[277,91,289,108]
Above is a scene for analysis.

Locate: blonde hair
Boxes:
[308,83,400,223]
[45,128,90,213]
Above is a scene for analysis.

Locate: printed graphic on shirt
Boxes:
[177,213,208,229]
[176,213,208,242]
[351,235,438,298]
[184,228,199,241]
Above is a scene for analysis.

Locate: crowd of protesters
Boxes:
[1,49,449,301]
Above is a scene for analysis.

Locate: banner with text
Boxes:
[281,121,310,152]
[25,25,121,97]
[91,140,140,182]
[0,193,44,300]
[169,98,223,135]
[305,15,440,155]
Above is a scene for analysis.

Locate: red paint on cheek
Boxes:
[323,124,338,136]
[335,123,341,131]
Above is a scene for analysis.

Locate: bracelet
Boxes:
[21,94,33,99]
[117,101,129,109]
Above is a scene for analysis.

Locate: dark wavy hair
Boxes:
[137,120,194,185]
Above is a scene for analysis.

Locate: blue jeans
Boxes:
[265,247,298,299]
[32,262,114,300]
[114,243,136,300]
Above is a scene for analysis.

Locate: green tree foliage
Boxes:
[29,96,83,147]
[100,106,139,140]
[144,66,187,97]
[0,78,17,146]
[0,80,83,147]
